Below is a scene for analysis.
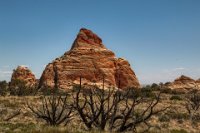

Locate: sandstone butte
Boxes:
[166,75,200,90]
[39,28,140,90]
[10,66,37,88]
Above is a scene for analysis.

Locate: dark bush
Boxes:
[9,79,37,96]
[161,87,172,94]
[39,87,66,96]
[170,95,182,101]
[159,115,170,122]
[151,83,160,91]
[170,129,188,133]
[167,111,189,120]
[141,86,156,98]
[0,81,8,96]
[171,89,186,95]
[185,89,200,123]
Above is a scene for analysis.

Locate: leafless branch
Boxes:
[27,93,73,126]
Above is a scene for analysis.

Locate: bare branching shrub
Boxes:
[73,86,123,130]
[185,89,200,123]
[73,77,168,132]
[27,93,73,126]
[109,89,169,132]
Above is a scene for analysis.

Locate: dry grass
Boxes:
[0,93,199,133]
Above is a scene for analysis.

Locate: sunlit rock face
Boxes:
[10,66,37,87]
[39,28,140,90]
[196,79,200,89]
[166,75,200,90]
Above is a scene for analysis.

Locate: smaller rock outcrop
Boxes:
[10,66,37,88]
[196,79,200,88]
[166,75,199,90]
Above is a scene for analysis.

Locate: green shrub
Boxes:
[151,83,160,91]
[161,88,172,94]
[171,89,186,95]
[170,95,182,101]
[167,111,189,120]
[141,86,156,98]
[0,123,36,133]
[40,87,59,95]
[9,79,38,96]
[10,87,37,96]
[0,80,9,96]
[170,129,188,133]
[192,114,200,122]
[159,115,170,122]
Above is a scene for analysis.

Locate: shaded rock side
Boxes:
[39,28,140,89]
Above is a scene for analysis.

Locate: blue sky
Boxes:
[0,0,200,84]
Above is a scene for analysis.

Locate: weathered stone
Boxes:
[39,28,140,89]
[196,79,200,88]
[166,75,199,90]
[10,66,37,87]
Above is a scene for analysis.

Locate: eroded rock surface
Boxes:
[196,79,200,88]
[39,28,140,89]
[10,66,37,87]
[166,75,200,90]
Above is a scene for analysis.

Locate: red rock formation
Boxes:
[166,75,199,90]
[39,28,140,89]
[196,79,200,88]
[10,66,37,87]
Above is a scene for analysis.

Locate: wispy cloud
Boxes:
[139,67,189,84]
[1,65,10,68]
[0,69,12,74]
[0,71,12,80]
[0,67,13,81]
[1,71,12,74]
[162,67,186,74]
[173,67,186,71]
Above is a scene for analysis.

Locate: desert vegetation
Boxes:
[0,79,200,133]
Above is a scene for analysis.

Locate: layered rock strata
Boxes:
[39,28,140,89]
